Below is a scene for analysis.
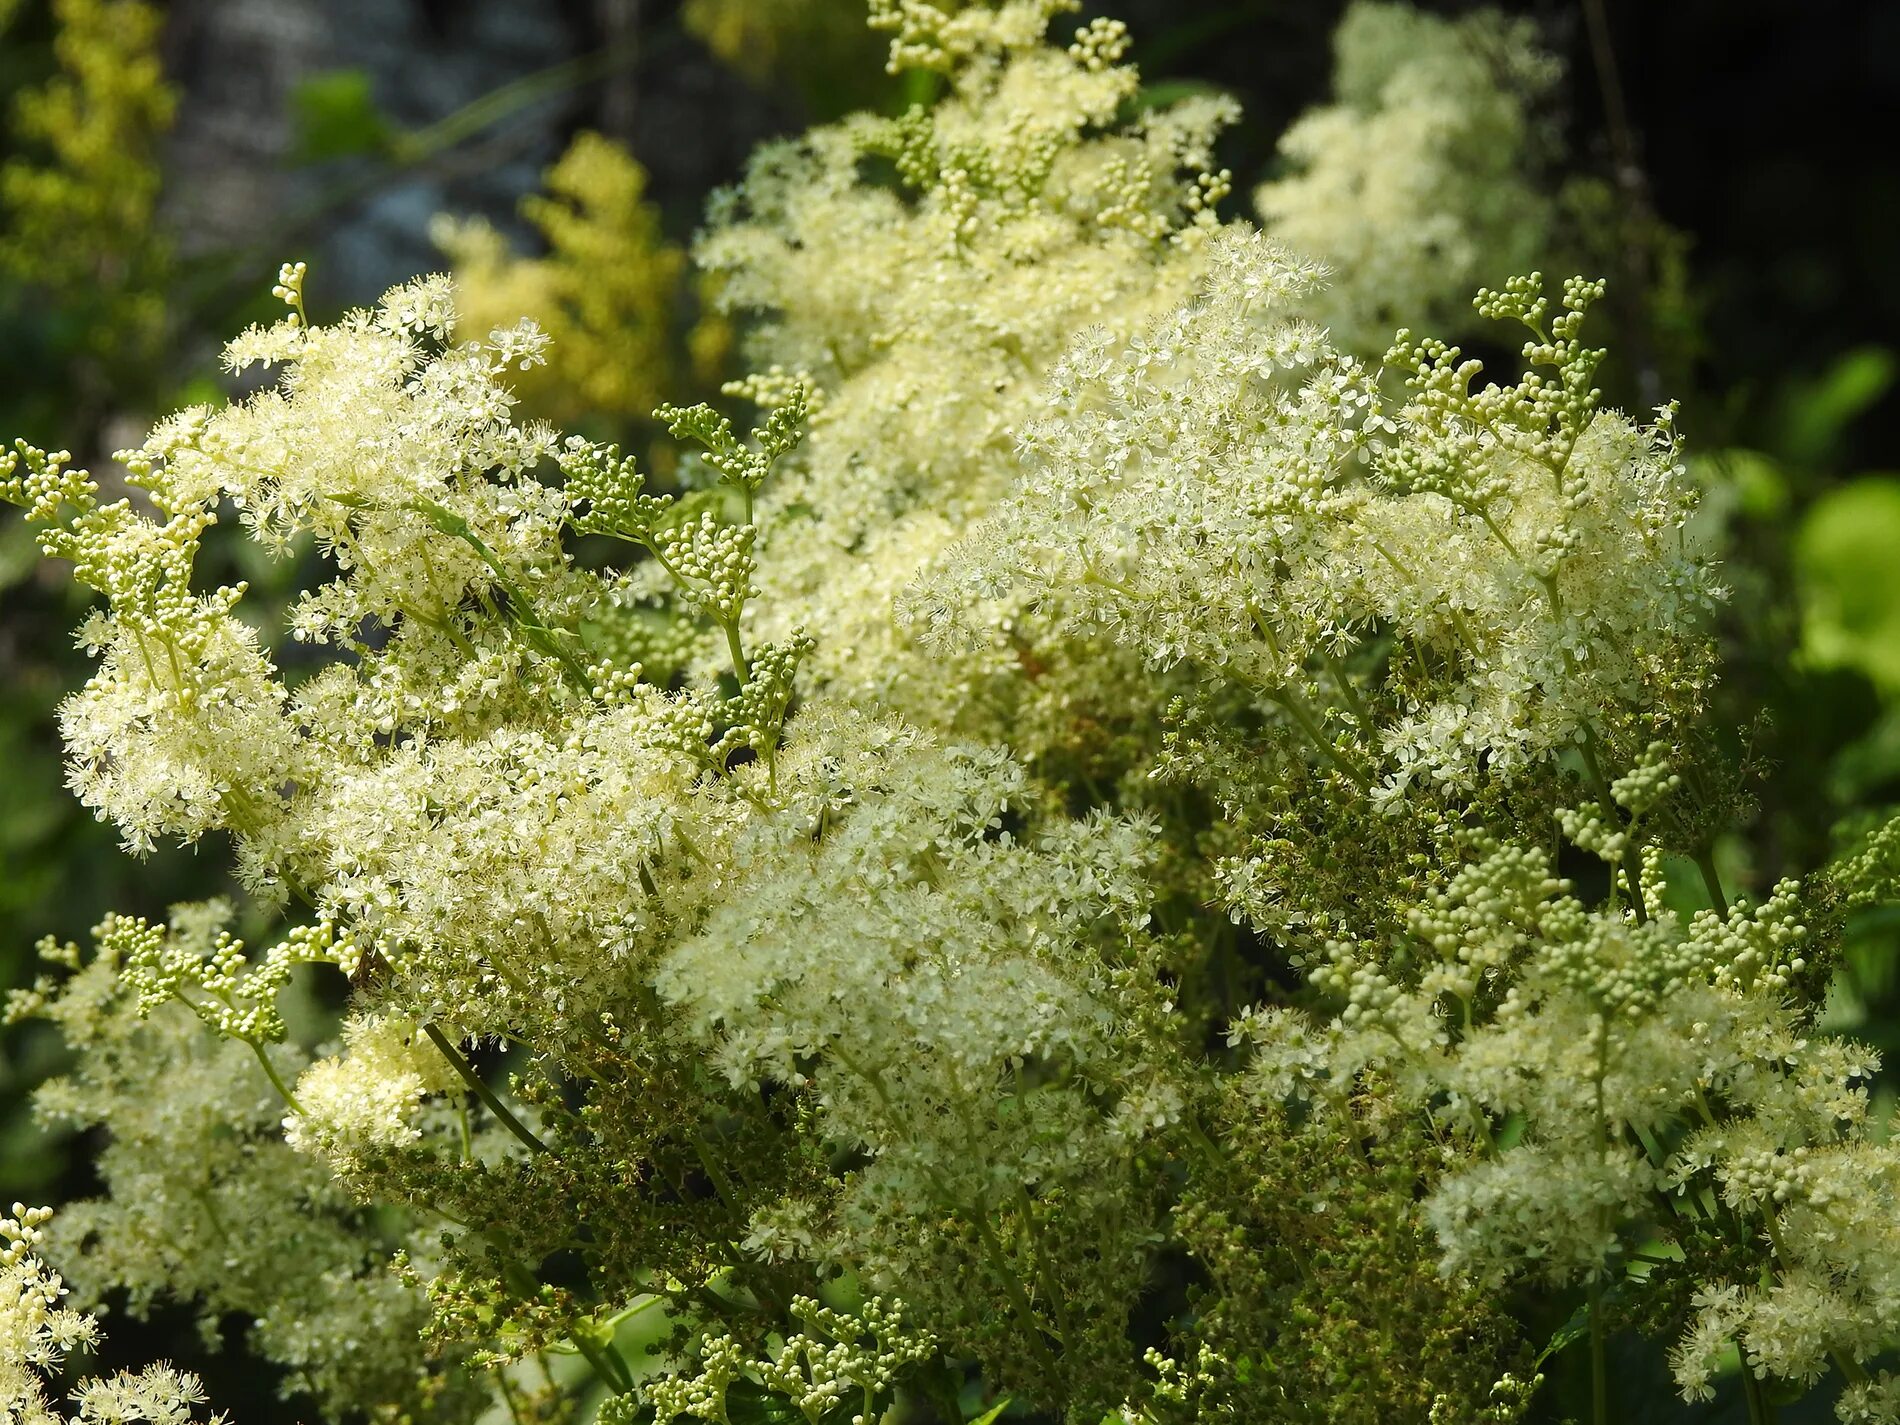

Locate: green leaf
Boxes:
[724,1378,809,1425]
[1775,347,1895,467]
[291,69,394,162]
[1706,448,1791,522]
[1829,705,1900,804]
[1534,1300,1592,1368]
[1494,1109,1528,1151]
[1126,79,1233,116]
[1795,475,1900,694]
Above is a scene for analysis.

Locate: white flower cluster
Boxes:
[1255,1,1559,355]
[7,4,1900,1423]
[285,1013,464,1166]
[12,923,472,1419]
[653,705,1174,1385]
[3,1203,223,1425]
[635,1296,935,1425]
[8,242,1198,1410]
[1245,826,1900,1409]
[698,0,1233,754]
[924,232,1713,810]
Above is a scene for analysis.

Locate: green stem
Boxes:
[1737,1347,1767,1425]
[1243,604,1374,788]
[1579,728,1648,924]
[969,1208,1061,1384]
[410,499,594,693]
[247,1040,305,1115]
[1589,1281,1608,1425]
[1080,563,1141,599]
[1368,541,1482,654]
[1694,844,1729,917]
[830,1043,1059,1385]
[601,1338,635,1392]
[497,1370,527,1425]
[1689,1082,1719,1129]
[598,1295,666,1333]
[1318,646,1371,727]
[422,1022,550,1155]
[720,618,750,683]
[1588,1009,1613,1425]
[394,45,639,162]
[185,40,648,328]
[637,537,693,591]
[1578,0,1662,403]
[1465,499,1567,617]
[1471,503,1528,567]
[1270,685,1373,790]
[1832,1347,1871,1388]
[1014,1180,1073,1350]
[688,1139,789,1317]
[572,1333,633,1395]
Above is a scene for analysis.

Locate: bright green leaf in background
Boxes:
[290,68,392,162]
[1774,345,1896,469]
[1796,474,1900,695]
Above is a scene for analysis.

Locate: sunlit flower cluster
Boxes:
[5,5,1900,1425]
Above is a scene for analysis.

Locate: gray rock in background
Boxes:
[158,0,787,312]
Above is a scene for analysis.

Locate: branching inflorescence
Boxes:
[3,4,1898,1425]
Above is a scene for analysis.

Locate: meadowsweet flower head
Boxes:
[2,1203,228,1425]
[697,0,1236,758]
[923,235,1715,828]
[5,6,1900,1422]
[1255,1,1559,354]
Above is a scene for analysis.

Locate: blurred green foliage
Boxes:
[290,69,395,163]
[1798,474,1900,697]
